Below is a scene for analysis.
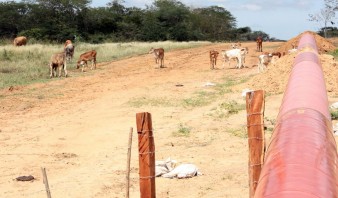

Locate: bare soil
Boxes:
[1,34,338,198]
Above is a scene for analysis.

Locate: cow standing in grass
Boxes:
[13,36,27,46]
[49,52,67,78]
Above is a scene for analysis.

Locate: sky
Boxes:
[91,0,329,40]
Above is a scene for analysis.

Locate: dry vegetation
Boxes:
[0,41,210,88]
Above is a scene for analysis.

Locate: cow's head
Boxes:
[76,61,84,69]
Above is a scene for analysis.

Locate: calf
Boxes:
[149,47,164,68]
[13,36,27,46]
[49,52,67,78]
[288,43,298,54]
[221,47,248,69]
[77,50,97,72]
[258,54,272,73]
[209,50,219,69]
[64,43,75,63]
[256,36,263,52]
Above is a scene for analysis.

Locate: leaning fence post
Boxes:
[246,90,265,198]
[136,112,156,198]
[41,167,52,198]
[126,127,133,198]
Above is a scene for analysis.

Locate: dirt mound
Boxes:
[235,31,338,97]
[275,31,336,54]
[239,53,338,96]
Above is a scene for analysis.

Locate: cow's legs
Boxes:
[58,65,62,77]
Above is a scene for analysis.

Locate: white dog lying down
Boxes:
[155,158,202,179]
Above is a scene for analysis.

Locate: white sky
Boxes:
[91,0,331,40]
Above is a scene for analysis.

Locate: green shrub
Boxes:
[219,100,246,115]
[330,49,338,59]
[177,123,191,136]
[331,109,338,120]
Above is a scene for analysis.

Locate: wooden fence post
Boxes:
[246,90,265,198]
[126,127,133,198]
[41,167,52,198]
[136,112,156,198]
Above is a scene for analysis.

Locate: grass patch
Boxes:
[173,123,191,137]
[0,41,210,89]
[227,127,247,138]
[330,49,338,59]
[214,77,250,95]
[182,91,216,108]
[331,109,338,120]
[209,100,246,119]
[127,77,250,109]
[220,101,246,114]
[181,77,248,108]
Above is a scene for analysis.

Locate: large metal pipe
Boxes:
[254,33,338,197]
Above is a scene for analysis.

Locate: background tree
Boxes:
[0,1,30,38]
[190,6,236,41]
[309,0,337,38]
[147,0,190,41]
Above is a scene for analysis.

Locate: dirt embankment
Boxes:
[239,31,338,97]
[275,31,336,54]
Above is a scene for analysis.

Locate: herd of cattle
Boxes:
[13,36,298,77]
[148,37,298,73]
[51,40,97,78]
[209,37,296,73]
[13,36,97,78]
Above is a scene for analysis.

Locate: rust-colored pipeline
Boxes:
[254,33,338,197]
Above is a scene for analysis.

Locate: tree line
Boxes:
[0,0,275,43]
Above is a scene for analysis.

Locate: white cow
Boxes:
[221,47,248,69]
[258,54,272,73]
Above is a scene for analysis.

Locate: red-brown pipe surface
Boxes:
[254,33,338,197]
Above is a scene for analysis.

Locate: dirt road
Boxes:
[0,41,336,197]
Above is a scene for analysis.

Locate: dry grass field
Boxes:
[0,33,338,197]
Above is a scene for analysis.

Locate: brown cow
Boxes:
[49,52,67,78]
[13,36,27,46]
[76,50,97,72]
[149,47,164,68]
[256,36,263,52]
[209,50,219,70]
